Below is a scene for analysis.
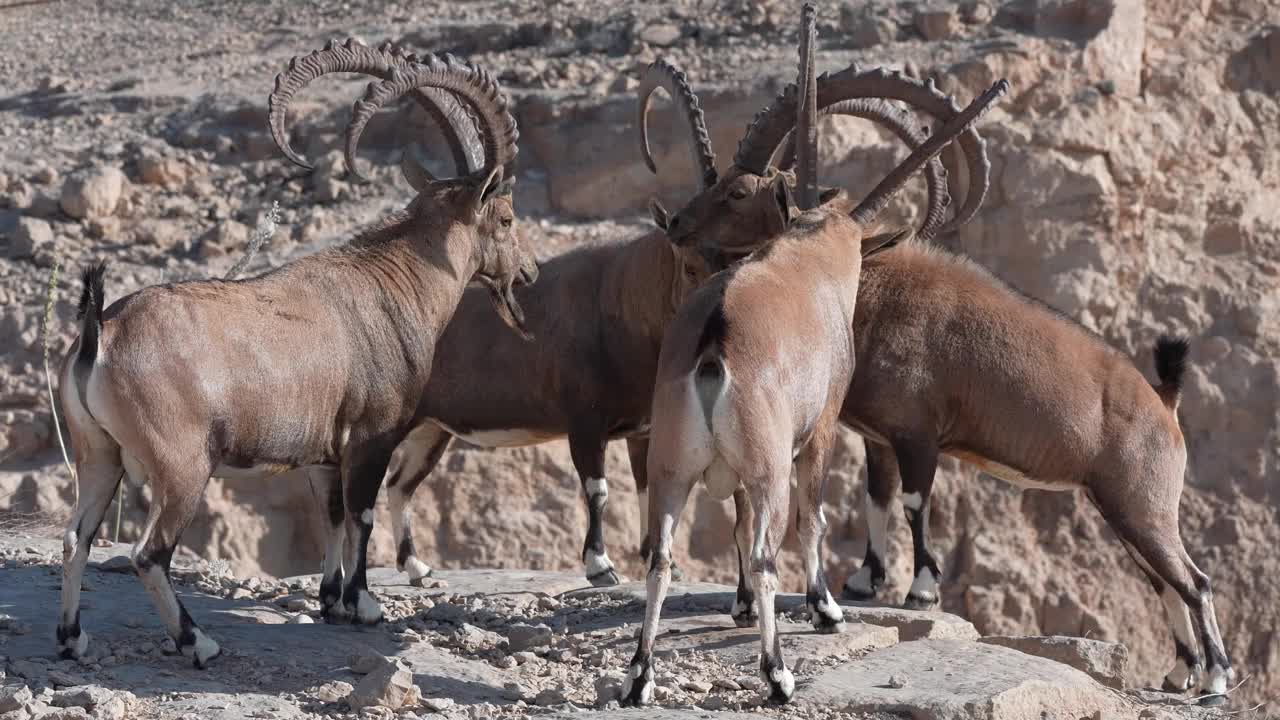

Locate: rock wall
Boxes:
[0,0,1277,707]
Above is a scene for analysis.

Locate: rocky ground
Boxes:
[1,0,1278,716]
[0,535,1232,720]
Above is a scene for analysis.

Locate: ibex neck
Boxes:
[609,230,682,342]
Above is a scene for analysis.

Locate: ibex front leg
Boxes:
[570,430,620,586]
[306,467,348,622]
[340,440,397,625]
[843,440,898,601]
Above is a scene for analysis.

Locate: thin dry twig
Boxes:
[41,260,77,491]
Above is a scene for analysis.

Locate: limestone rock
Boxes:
[979,636,1128,689]
[916,7,961,41]
[197,219,250,259]
[9,217,52,258]
[136,153,189,187]
[506,623,553,652]
[347,661,415,711]
[806,640,1127,719]
[60,167,125,220]
[0,686,31,713]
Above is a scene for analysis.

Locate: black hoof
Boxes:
[902,593,939,611]
[811,615,846,634]
[732,612,758,628]
[1198,694,1227,707]
[191,646,222,670]
[588,568,621,587]
[621,664,654,706]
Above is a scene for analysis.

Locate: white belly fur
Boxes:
[434,422,561,449]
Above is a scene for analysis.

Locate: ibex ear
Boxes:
[648,197,670,231]
[399,145,436,193]
[468,165,507,220]
[862,226,913,258]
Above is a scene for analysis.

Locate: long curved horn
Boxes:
[734,65,995,233]
[345,54,518,183]
[267,38,476,173]
[777,99,949,240]
[637,59,717,188]
[794,3,819,211]
[852,80,1008,227]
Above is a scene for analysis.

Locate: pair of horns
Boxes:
[637,10,999,240]
[788,2,1005,232]
[267,38,517,184]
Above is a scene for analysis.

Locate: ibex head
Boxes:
[641,8,1000,271]
[269,40,539,338]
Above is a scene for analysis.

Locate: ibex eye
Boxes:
[729,188,749,200]
[500,217,513,228]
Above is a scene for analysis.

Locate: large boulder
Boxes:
[60,166,125,220]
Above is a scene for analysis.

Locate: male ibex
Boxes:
[669,36,1236,711]
[623,5,1010,703]
[363,42,1005,591]
[56,43,535,667]
[277,56,723,593]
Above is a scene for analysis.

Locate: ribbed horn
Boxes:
[852,80,1008,227]
[734,64,996,232]
[794,3,819,211]
[777,99,950,241]
[636,59,717,188]
[345,54,518,183]
[267,37,477,174]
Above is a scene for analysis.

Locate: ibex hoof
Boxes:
[1198,694,1227,707]
[762,664,795,705]
[405,557,433,587]
[731,599,758,628]
[669,564,684,582]
[902,592,939,611]
[348,589,384,625]
[587,568,621,587]
[56,628,90,660]
[183,628,222,669]
[621,661,654,706]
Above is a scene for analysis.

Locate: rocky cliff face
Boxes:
[0,0,1276,707]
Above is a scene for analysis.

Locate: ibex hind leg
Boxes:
[622,469,697,706]
[1089,484,1233,704]
[385,427,450,587]
[132,460,220,668]
[629,437,683,582]
[58,451,123,660]
[745,468,795,704]
[795,429,845,634]
[729,488,758,628]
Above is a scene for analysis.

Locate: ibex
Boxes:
[272,56,724,593]
[56,43,536,667]
[357,42,1005,591]
[668,40,1236,712]
[623,4,1011,703]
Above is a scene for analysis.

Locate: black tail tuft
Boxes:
[74,262,108,376]
[78,261,107,322]
[1153,335,1190,409]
